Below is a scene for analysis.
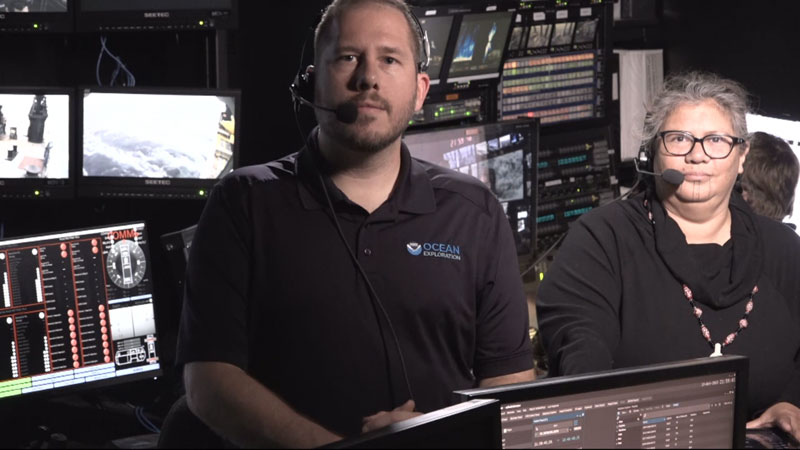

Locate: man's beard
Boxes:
[319,89,417,154]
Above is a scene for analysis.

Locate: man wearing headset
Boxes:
[176,0,534,447]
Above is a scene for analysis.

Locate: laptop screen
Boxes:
[455,356,748,449]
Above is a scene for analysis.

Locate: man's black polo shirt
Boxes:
[176,129,533,437]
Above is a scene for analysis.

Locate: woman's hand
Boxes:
[747,402,800,442]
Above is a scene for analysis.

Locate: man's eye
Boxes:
[384,57,397,64]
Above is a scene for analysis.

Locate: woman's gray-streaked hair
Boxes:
[314,0,424,72]
[640,71,751,157]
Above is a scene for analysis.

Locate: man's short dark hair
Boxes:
[314,0,424,72]
[741,131,800,221]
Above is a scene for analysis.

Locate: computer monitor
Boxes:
[0,0,71,32]
[403,118,539,255]
[745,112,800,232]
[446,11,513,84]
[76,0,237,32]
[324,398,501,449]
[455,356,749,449]
[0,88,73,199]
[415,13,455,85]
[0,221,162,401]
[78,87,240,199]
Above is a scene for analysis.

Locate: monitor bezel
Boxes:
[454,355,749,449]
[0,220,164,404]
[75,0,237,32]
[76,86,241,200]
[0,86,75,199]
[0,0,73,33]
[444,9,516,85]
[412,9,456,86]
[403,117,539,256]
[323,398,502,449]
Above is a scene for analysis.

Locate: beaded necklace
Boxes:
[643,197,758,357]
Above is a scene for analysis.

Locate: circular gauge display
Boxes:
[106,240,147,289]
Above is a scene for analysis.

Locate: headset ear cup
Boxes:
[296,66,316,104]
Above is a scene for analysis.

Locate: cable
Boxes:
[127,403,161,434]
[96,36,136,87]
[289,60,416,403]
[317,173,416,405]
[520,233,566,278]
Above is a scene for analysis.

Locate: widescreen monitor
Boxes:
[0,0,71,32]
[324,399,501,449]
[446,11,513,84]
[76,0,236,31]
[0,222,162,401]
[416,13,454,85]
[403,118,538,255]
[0,88,73,199]
[78,87,240,199]
[455,356,749,449]
[745,112,800,233]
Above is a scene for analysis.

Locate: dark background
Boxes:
[0,0,799,446]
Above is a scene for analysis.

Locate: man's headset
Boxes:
[289,8,431,121]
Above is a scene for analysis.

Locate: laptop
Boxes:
[455,355,749,449]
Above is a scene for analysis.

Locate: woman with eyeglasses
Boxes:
[536,71,800,439]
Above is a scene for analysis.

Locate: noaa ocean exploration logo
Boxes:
[407,242,423,256]
[406,241,461,261]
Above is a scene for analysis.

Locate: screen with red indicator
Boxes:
[0,222,161,400]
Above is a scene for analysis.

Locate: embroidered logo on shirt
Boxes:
[406,242,423,256]
[406,241,461,261]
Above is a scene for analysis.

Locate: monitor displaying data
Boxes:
[404,118,538,255]
[500,50,600,125]
[456,356,748,449]
[0,222,161,400]
[745,113,800,232]
[447,11,513,83]
[0,92,70,180]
